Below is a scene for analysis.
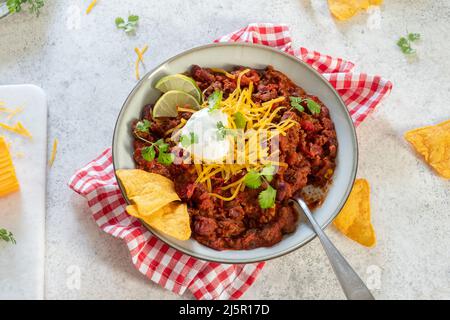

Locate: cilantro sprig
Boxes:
[208,90,223,113]
[135,119,151,133]
[244,165,277,209]
[7,0,45,17]
[115,15,140,34]
[397,33,421,55]
[0,228,16,244]
[141,139,174,166]
[216,121,236,140]
[290,96,321,115]
[180,132,199,147]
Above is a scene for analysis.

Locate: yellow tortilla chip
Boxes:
[404,120,450,179]
[131,184,180,217]
[142,202,191,241]
[328,0,383,21]
[117,169,191,241]
[333,179,376,247]
[116,169,174,198]
[126,205,140,217]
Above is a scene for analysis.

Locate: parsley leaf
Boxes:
[7,0,45,17]
[208,90,223,112]
[258,185,277,209]
[0,228,16,244]
[141,146,156,162]
[244,170,263,189]
[290,96,304,112]
[136,119,151,133]
[158,152,175,165]
[234,112,247,129]
[307,99,321,115]
[180,132,199,147]
[115,15,140,34]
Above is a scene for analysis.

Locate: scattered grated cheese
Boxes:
[0,122,32,139]
[0,106,24,120]
[49,138,58,167]
[134,45,149,80]
[86,0,98,14]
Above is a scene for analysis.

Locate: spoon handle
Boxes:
[292,198,375,300]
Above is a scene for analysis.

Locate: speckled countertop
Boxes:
[0,0,448,300]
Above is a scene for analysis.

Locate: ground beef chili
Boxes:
[131,65,338,251]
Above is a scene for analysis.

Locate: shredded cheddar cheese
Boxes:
[134,45,149,80]
[0,122,32,139]
[176,69,298,201]
[86,0,98,14]
[0,106,24,120]
[0,136,20,197]
[49,138,58,167]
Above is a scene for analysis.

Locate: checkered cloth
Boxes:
[69,23,392,300]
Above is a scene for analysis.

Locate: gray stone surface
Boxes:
[0,0,449,300]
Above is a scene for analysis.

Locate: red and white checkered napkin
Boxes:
[69,23,392,300]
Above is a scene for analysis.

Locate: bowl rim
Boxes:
[112,42,358,264]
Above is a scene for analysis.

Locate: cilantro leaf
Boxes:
[234,112,247,129]
[258,185,277,209]
[0,228,16,244]
[115,14,140,34]
[260,165,276,182]
[7,0,45,17]
[208,90,223,112]
[244,170,263,189]
[290,96,304,112]
[408,33,421,42]
[180,132,198,147]
[157,152,175,166]
[397,33,420,55]
[307,99,321,115]
[154,139,169,153]
[141,146,156,162]
[216,121,227,140]
[136,119,151,133]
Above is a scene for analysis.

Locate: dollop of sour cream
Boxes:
[179,108,231,162]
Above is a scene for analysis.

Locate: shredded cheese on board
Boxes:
[0,122,32,139]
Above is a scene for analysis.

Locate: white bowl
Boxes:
[113,43,358,264]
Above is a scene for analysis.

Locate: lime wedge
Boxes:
[153,90,200,118]
[155,74,202,103]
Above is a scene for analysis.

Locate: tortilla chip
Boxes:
[126,205,140,217]
[116,169,191,241]
[328,0,383,21]
[142,202,191,241]
[131,184,180,217]
[116,169,174,198]
[334,179,376,247]
[404,120,450,179]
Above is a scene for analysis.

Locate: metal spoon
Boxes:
[290,197,375,300]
